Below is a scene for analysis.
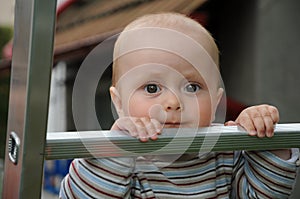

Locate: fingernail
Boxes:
[140,137,148,142]
[151,134,158,141]
[267,131,273,137]
[258,131,265,138]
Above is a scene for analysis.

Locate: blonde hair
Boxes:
[112,12,219,86]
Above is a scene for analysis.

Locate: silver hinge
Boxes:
[8,132,21,165]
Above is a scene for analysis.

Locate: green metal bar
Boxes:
[45,123,300,160]
[2,0,56,198]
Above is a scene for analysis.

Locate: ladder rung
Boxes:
[45,123,300,160]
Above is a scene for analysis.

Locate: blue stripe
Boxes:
[78,161,129,193]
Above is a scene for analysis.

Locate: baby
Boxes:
[60,13,298,198]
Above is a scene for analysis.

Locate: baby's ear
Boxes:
[211,87,224,122]
[109,86,124,117]
[216,87,224,106]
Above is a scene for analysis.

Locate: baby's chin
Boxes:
[162,122,211,129]
[162,123,200,129]
[163,123,182,128]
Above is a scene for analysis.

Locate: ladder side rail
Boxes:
[2,0,57,198]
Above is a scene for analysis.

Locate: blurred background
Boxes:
[1,0,300,198]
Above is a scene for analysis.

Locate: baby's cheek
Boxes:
[128,99,152,117]
[199,107,213,126]
[186,103,212,127]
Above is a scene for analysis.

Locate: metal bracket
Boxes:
[8,132,20,165]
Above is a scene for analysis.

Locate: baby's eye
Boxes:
[144,84,161,93]
[184,83,201,93]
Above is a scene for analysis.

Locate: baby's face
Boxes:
[113,49,223,128]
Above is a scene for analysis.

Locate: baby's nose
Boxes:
[163,91,182,111]
[166,105,181,111]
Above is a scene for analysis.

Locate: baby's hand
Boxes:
[111,117,163,142]
[225,104,279,137]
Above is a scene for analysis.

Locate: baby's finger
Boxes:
[134,118,148,142]
[258,106,274,137]
[236,115,257,136]
[263,115,275,137]
[224,121,237,126]
[267,105,280,123]
[114,118,139,137]
[141,118,159,141]
[151,118,163,134]
[249,111,267,137]
[260,105,279,137]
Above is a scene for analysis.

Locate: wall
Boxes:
[219,0,300,122]
[0,0,15,26]
[256,1,300,198]
[216,0,300,198]
[255,0,300,122]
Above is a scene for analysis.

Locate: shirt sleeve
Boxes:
[231,150,298,199]
[59,157,135,199]
[286,148,299,163]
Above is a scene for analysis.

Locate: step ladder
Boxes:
[2,0,56,198]
[2,0,300,198]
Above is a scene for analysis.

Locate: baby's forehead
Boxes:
[115,49,200,72]
[114,26,218,69]
[114,49,219,86]
[114,40,217,70]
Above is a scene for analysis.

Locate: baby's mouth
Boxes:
[163,122,182,128]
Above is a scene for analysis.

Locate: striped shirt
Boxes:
[60,150,298,199]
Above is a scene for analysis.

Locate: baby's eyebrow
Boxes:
[182,72,204,81]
